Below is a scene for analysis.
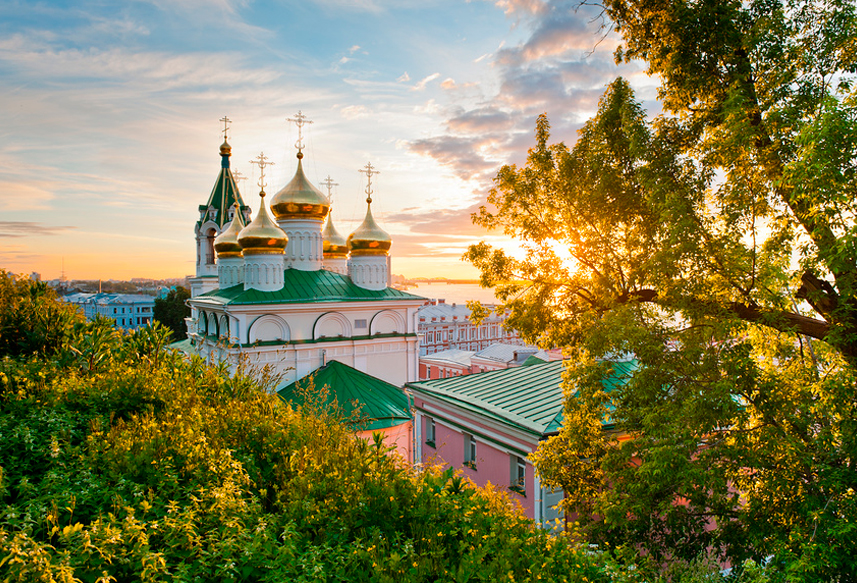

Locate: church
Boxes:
[183,116,425,392]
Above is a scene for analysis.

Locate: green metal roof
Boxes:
[195,268,424,306]
[277,360,411,430]
[408,359,636,438]
[168,338,198,355]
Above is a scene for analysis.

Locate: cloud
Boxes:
[348,45,361,54]
[412,72,441,91]
[491,0,548,16]
[397,72,410,82]
[406,0,641,187]
[0,222,76,238]
[340,105,369,119]
[408,135,499,181]
[388,200,488,236]
[0,38,282,91]
[446,107,515,134]
[0,181,57,211]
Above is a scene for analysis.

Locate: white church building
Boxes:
[183,118,424,388]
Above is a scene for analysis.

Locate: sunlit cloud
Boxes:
[412,73,441,91]
[340,105,370,119]
[0,222,76,238]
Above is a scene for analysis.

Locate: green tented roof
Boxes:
[521,355,547,367]
[278,360,411,431]
[197,163,248,230]
[408,359,636,437]
[195,268,424,306]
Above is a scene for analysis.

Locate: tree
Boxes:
[154,286,191,340]
[467,1,857,578]
[0,270,83,358]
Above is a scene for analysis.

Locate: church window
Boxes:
[206,228,217,265]
[355,319,367,329]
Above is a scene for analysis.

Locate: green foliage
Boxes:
[467,1,857,579]
[0,283,627,582]
[153,286,191,341]
[0,272,84,359]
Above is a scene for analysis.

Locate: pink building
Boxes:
[408,360,569,525]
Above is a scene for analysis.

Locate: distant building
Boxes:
[419,348,473,380]
[418,343,558,380]
[63,292,155,331]
[417,300,523,356]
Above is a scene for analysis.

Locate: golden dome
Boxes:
[220,139,232,156]
[270,155,330,221]
[322,212,348,258]
[214,203,245,257]
[238,192,288,255]
[348,203,391,256]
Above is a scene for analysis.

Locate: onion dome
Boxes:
[238,191,288,255]
[270,153,330,221]
[322,213,348,258]
[214,203,245,257]
[348,202,391,256]
[220,139,232,157]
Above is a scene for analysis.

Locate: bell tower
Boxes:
[190,116,251,297]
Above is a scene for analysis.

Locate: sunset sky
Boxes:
[0,0,655,280]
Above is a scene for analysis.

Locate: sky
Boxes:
[0,0,656,281]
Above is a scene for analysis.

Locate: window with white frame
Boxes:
[463,433,476,469]
[425,416,436,447]
[510,455,526,494]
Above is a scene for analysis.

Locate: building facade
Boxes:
[63,292,155,331]
[408,359,635,526]
[417,300,523,356]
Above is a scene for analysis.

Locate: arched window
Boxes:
[206,228,217,265]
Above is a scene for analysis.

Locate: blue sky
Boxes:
[0,0,653,280]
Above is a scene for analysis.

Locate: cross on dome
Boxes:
[286,110,313,157]
[249,152,274,195]
[220,115,232,140]
[359,162,379,204]
[320,175,339,200]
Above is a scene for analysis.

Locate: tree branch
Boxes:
[615,288,836,347]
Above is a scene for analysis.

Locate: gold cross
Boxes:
[231,169,247,191]
[319,175,338,201]
[249,152,274,195]
[286,110,313,153]
[359,162,379,204]
[219,116,231,140]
